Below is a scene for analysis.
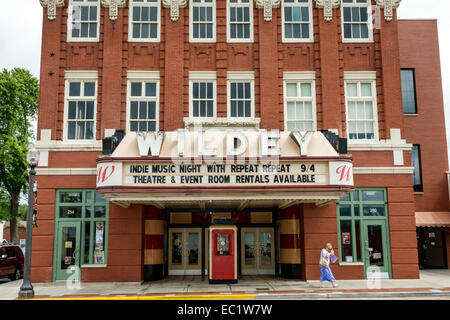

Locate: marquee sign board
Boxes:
[96,131,353,191]
[97,160,353,189]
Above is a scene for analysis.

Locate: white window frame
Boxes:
[283,71,317,131]
[63,71,99,142]
[226,0,254,43]
[227,72,255,119]
[67,0,100,42]
[128,0,161,42]
[189,71,217,119]
[344,71,379,142]
[190,0,216,43]
[126,71,160,133]
[281,0,314,43]
[341,0,373,43]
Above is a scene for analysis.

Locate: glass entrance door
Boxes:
[168,228,203,275]
[362,220,390,279]
[241,228,275,275]
[55,221,81,281]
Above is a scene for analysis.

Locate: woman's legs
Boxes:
[320,265,338,287]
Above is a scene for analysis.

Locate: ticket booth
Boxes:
[209,226,238,284]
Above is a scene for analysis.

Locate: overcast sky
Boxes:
[0,0,449,161]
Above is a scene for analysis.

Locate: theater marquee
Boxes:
[96,131,353,192]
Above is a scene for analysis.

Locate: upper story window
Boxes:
[344,72,378,141]
[227,72,254,118]
[127,71,160,132]
[411,145,423,192]
[283,72,316,131]
[189,72,217,118]
[64,71,98,141]
[190,0,216,42]
[282,0,313,42]
[129,0,160,42]
[401,69,417,114]
[68,0,100,42]
[227,0,253,42]
[342,0,373,43]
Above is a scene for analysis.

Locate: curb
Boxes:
[33,294,256,300]
[29,290,450,300]
[255,291,450,299]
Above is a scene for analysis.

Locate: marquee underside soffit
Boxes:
[102,190,349,210]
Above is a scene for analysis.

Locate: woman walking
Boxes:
[319,243,338,288]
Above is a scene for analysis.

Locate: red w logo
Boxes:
[336,165,352,182]
[97,165,115,184]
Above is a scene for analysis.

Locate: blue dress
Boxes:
[319,249,336,282]
[320,265,336,282]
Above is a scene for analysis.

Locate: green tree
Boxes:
[0,188,28,222]
[0,189,10,222]
[0,68,39,244]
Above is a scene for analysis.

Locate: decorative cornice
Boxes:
[255,0,281,22]
[376,0,401,21]
[101,0,127,21]
[39,0,65,20]
[315,0,341,22]
[162,0,188,22]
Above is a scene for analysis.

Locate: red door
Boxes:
[211,229,235,280]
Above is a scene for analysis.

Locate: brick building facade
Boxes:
[32,0,449,283]
[2,221,27,245]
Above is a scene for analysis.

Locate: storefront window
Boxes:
[84,221,91,264]
[60,191,83,203]
[355,220,361,261]
[56,189,108,265]
[340,220,352,260]
[337,188,387,263]
[361,190,384,202]
[339,205,351,217]
[59,206,82,218]
[363,204,385,216]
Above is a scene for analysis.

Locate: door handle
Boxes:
[73,248,79,260]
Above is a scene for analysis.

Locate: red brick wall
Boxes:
[82,203,143,282]
[398,20,450,212]
[301,202,365,280]
[2,226,26,244]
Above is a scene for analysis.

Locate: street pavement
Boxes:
[0,269,449,300]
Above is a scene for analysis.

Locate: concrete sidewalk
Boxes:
[0,270,449,300]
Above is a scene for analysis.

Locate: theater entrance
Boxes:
[241,228,275,275]
[168,228,208,275]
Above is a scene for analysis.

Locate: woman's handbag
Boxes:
[320,257,329,267]
[330,254,338,263]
